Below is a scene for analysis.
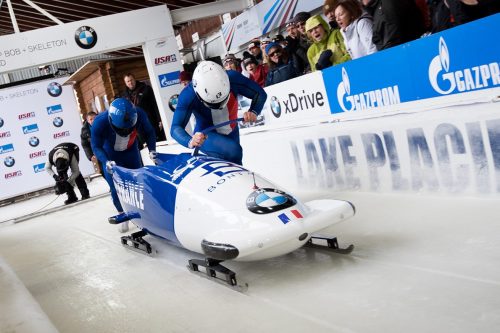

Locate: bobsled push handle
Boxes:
[192,117,244,156]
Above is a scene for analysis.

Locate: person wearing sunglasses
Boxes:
[171,61,267,165]
[264,42,298,87]
[91,98,157,232]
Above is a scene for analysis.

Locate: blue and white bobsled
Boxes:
[110,152,355,264]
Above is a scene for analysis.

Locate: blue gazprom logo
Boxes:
[47,104,63,114]
[33,162,46,173]
[159,71,180,88]
[0,143,14,154]
[428,37,500,95]
[22,124,39,134]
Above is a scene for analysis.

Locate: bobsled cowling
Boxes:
[111,153,354,262]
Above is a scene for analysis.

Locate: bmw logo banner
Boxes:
[75,26,98,49]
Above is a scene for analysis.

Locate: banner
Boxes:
[222,0,323,50]
[0,77,94,200]
[322,14,500,114]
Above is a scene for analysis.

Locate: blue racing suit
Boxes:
[171,70,267,165]
[91,108,156,212]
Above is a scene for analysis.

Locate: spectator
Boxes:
[361,0,426,51]
[171,61,267,165]
[305,15,351,72]
[242,55,268,87]
[223,53,242,72]
[45,142,90,205]
[91,98,157,232]
[323,0,340,29]
[179,71,192,87]
[293,11,312,39]
[123,73,166,143]
[272,34,288,48]
[335,0,377,59]
[264,42,297,87]
[80,111,103,176]
[248,38,263,63]
[459,0,500,20]
[285,20,310,74]
[260,36,272,65]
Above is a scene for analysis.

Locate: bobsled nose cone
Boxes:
[201,240,239,260]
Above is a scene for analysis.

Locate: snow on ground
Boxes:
[1,177,499,333]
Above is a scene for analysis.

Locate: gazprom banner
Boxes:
[323,14,500,114]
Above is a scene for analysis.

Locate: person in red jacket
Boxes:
[242,55,268,88]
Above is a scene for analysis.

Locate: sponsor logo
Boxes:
[159,71,181,88]
[270,96,282,118]
[75,26,97,49]
[0,131,11,138]
[46,104,63,114]
[247,188,297,214]
[115,179,144,210]
[278,209,304,224]
[4,170,22,179]
[53,130,70,139]
[3,156,15,167]
[18,112,35,120]
[168,94,179,111]
[53,117,64,127]
[29,136,40,147]
[0,117,3,128]
[22,124,39,134]
[29,150,46,159]
[33,163,46,173]
[429,37,500,95]
[0,143,14,154]
[337,67,400,112]
[154,54,177,66]
[47,82,62,97]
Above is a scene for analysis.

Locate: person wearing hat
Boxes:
[247,38,263,63]
[223,53,242,72]
[292,11,312,38]
[242,55,268,87]
[264,42,297,87]
[46,142,90,205]
[285,20,310,74]
[323,0,340,29]
[305,14,351,71]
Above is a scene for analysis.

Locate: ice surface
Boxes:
[0,177,499,333]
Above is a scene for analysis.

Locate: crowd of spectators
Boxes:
[221,0,499,87]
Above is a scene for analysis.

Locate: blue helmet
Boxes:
[108,98,138,136]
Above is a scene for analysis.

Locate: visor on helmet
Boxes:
[111,123,135,137]
[197,92,230,110]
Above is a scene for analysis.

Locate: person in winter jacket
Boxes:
[243,55,268,87]
[334,0,377,59]
[264,43,297,87]
[361,0,426,51]
[305,15,351,72]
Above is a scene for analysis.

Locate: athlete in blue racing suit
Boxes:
[91,98,157,217]
[171,61,267,165]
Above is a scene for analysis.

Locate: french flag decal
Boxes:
[278,209,303,224]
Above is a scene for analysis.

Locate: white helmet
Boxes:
[192,60,230,109]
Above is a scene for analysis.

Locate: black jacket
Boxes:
[364,0,426,51]
[80,121,93,161]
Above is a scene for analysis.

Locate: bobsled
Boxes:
[108,118,355,286]
[108,151,355,286]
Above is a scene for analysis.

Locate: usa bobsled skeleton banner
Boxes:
[0,77,94,200]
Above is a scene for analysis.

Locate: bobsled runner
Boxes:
[107,121,355,287]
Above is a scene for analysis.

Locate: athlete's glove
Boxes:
[53,174,61,181]
[149,151,159,165]
[55,180,71,195]
[106,160,116,174]
[315,49,333,71]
